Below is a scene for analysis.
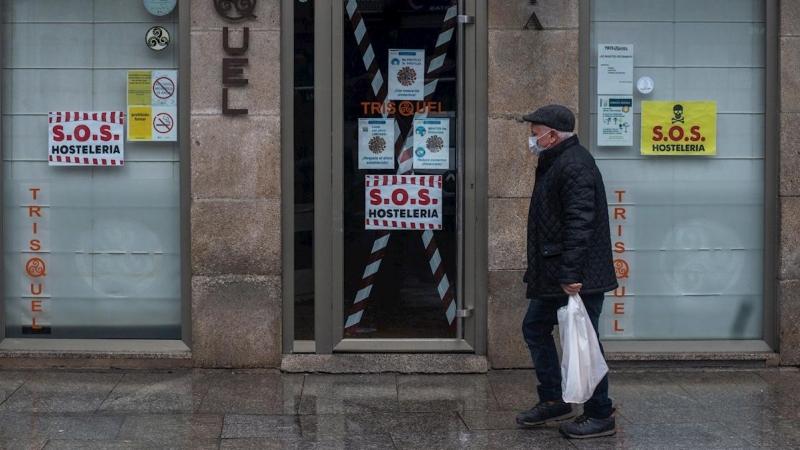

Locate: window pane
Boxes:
[2,1,181,339]
[591,0,765,340]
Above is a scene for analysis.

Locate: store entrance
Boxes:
[340,0,460,342]
[306,0,478,353]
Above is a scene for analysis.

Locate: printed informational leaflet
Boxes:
[412,119,450,170]
[388,49,425,101]
[358,118,395,169]
[127,70,178,141]
[48,111,125,166]
[597,97,633,146]
[598,44,633,95]
[365,175,443,230]
[641,101,717,156]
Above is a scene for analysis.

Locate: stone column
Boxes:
[486,1,578,368]
[779,1,800,365]
[189,0,282,367]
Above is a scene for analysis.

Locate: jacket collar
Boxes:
[536,135,579,172]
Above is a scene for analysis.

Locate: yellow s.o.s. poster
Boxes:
[641,101,716,156]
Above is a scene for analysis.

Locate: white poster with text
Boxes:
[598,44,634,95]
[598,97,633,146]
[358,118,395,169]
[388,49,425,101]
[365,175,442,230]
[413,119,450,170]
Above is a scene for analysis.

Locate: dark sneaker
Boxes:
[516,400,575,426]
[558,414,616,439]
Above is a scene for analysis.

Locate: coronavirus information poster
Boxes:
[388,49,425,101]
[598,97,633,146]
[358,118,395,169]
[412,119,450,170]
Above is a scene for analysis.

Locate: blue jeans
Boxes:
[522,292,615,419]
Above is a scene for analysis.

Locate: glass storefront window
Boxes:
[2,1,182,339]
[590,0,765,340]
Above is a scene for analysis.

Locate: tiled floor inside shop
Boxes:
[0,367,798,449]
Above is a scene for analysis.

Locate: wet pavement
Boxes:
[0,367,798,449]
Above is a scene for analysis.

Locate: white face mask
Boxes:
[528,129,553,155]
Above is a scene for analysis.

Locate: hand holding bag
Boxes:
[557,293,609,404]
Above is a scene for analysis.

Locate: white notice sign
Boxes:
[597,97,633,146]
[413,119,450,170]
[388,49,425,101]
[151,70,178,106]
[598,44,633,95]
[358,118,395,169]
[365,175,442,230]
[48,111,125,166]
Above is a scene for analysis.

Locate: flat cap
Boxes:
[522,104,575,132]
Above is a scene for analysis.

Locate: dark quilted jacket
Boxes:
[523,135,618,299]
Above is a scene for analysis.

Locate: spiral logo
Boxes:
[614,259,629,279]
[659,218,745,295]
[398,101,414,116]
[146,26,170,51]
[75,219,164,298]
[214,0,257,21]
[26,258,46,278]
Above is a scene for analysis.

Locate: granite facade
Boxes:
[190,0,281,368]
[2,0,792,370]
[780,1,800,365]
[486,1,579,368]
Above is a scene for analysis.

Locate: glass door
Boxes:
[323,0,474,352]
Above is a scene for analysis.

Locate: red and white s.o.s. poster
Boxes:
[365,175,442,230]
[48,111,125,166]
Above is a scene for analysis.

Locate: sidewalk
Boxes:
[0,367,797,449]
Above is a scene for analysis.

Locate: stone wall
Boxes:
[189,0,282,368]
[780,0,800,365]
[486,1,579,368]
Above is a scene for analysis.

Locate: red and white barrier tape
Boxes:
[48,156,122,166]
[49,111,124,124]
[343,1,458,336]
[344,231,390,331]
[397,5,457,174]
[346,0,387,102]
[423,230,457,325]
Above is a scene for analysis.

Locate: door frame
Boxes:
[281,0,488,354]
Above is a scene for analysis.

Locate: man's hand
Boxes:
[561,283,582,295]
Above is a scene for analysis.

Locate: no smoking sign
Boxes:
[153,112,174,134]
[150,107,177,140]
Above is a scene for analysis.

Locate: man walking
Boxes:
[515,105,618,439]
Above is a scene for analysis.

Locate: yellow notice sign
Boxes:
[641,101,716,156]
[128,106,152,140]
[127,71,151,106]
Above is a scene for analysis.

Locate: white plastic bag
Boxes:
[557,294,609,404]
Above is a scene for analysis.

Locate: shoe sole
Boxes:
[559,429,616,439]
[516,411,576,427]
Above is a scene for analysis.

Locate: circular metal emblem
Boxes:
[214,0,257,21]
[143,0,177,16]
[146,26,170,51]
